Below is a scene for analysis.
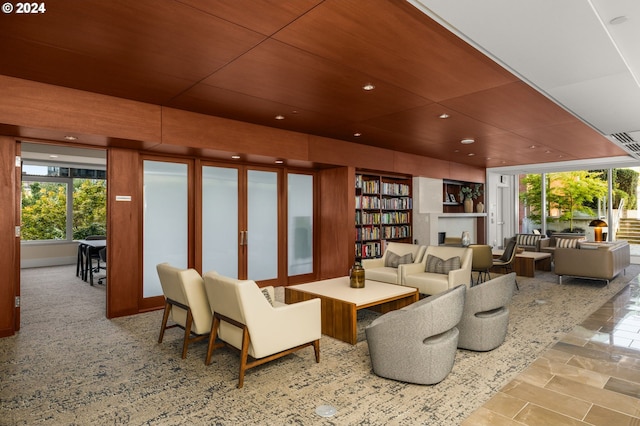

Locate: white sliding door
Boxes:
[288,173,313,276]
[202,166,239,278]
[142,160,189,298]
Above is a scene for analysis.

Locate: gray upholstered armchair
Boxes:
[365,284,466,385]
[457,272,516,351]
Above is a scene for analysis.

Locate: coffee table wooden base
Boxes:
[491,249,552,277]
[285,278,419,345]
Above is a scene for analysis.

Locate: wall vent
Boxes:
[609,132,640,158]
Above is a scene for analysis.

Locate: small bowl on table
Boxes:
[515,247,525,254]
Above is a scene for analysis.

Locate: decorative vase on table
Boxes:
[461,231,471,247]
[463,197,473,213]
[350,261,365,288]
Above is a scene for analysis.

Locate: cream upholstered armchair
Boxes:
[365,284,466,384]
[361,242,426,284]
[156,263,212,359]
[402,246,472,295]
[203,272,321,388]
[457,273,516,351]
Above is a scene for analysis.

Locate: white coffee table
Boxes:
[285,277,419,344]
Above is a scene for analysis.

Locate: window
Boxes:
[21,165,106,242]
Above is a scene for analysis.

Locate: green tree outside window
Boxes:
[21,179,106,241]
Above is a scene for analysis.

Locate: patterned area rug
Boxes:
[2,265,639,425]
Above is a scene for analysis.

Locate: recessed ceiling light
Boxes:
[275,160,284,164]
[529,145,536,149]
[545,150,552,154]
[64,135,77,141]
[231,155,241,160]
[439,113,450,119]
[49,154,58,158]
[467,153,475,156]
[362,83,375,91]
[461,138,475,144]
[275,115,285,120]
[353,132,362,137]
[610,16,628,25]
[486,157,491,160]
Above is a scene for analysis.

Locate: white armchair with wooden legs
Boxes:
[203,272,321,388]
[156,263,212,359]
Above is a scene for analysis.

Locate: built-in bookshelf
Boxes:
[355,172,412,259]
[442,179,484,214]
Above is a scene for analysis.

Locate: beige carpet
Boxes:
[1,265,639,425]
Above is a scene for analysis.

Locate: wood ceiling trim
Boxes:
[0,75,162,144]
[161,107,309,161]
[0,0,630,169]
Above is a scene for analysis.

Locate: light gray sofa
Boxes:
[554,240,630,284]
[401,245,472,295]
[457,273,516,351]
[361,242,426,284]
[365,284,466,385]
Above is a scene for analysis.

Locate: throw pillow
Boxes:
[384,251,413,268]
[556,237,583,248]
[261,288,274,306]
[425,254,461,274]
[516,234,541,247]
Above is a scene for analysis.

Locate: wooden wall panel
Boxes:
[318,166,355,279]
[448,161,485,183]
[106,148,141,318]
[393,151,451,179]
[161,107,309,161]
[0,137,17,337]
[0,75,162,145]
[308,135,395,171]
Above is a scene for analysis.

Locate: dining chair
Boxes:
[492,239,519,290]
[469,244,493,285]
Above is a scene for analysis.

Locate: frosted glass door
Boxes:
[288,173,313,276]
[143,160,188,298]
[247,170,278,281]
[202,166,239,278]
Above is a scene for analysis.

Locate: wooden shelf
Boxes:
[356,172,412,259]
[442,179,484,214]
[439,213,487,218]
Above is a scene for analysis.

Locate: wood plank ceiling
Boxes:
[0,0,628,168]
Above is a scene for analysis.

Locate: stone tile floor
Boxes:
[463,275,640,425]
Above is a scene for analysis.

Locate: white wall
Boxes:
[413,176,485,246]
[21,242,77,268]
[412,176,443,246]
